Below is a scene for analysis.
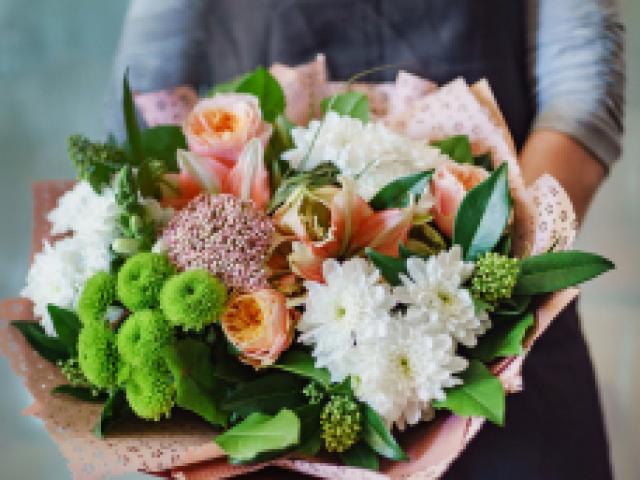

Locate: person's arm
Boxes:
[524,0,625,224]
[104,0,210,140]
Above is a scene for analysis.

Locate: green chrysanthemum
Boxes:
[471,252,520,308]
[116,309,173,369]
[77,322,118,389]
[160,269,227,331]
[77,272,116,325]
[117,253,176,311]
[125,361,175,421]
[320,395,362,453]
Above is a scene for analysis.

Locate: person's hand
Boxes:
[519,129,606,225]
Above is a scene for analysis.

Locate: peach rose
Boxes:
[220,289,295,367]
[430,162,489,238]
[184,93,272,165]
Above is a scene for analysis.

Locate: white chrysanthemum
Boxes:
[395,246,490,347]
[21,237,111,335]
[282,111,449,200]
[22,181,119,335]
[48,180,118,244]
[352,319,467,429]
[297,258,395,382]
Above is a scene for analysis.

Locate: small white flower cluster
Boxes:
[297,246,489,428]
[282,111,449,201]
[21,181,119,335]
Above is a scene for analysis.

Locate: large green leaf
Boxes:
[52,385,108,403]
[432,135,473,164]
[273,350,331,386]
[470,312,534,362]
[433,360,505,425]
[11,321,68,363]
[236,67,285,122]
[362,404,407,461]
[215,409,301,463]
[122,72,154,197]
[320,92,369,123]
[369,170,433,210]
[365,248,407,286]
[341,442,380,470]
[294,404,323,456]
[94,390,130,438]
[138,125,186,172]
[453,163,511,261]
[222,372,305,416]
[164,340,227,426]
[47,305,81,357]
[208,73,250,96]
[514,251,614,295]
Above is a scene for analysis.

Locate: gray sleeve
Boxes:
[104,0,210,140]
[528,0,625,168]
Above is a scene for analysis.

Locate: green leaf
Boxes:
[47,305,81,356]
[321,92,369,123]
[11,321,68,363]
[432,135,473,164]
[493,295,531,316]
[273,350,331,386]
[52,385,107,403]
[433,360,505,426]
[369,170,433,210]
[94,390,130,438]
[514,251,615,295]
[470,312,535,362]
[164,340,227,426]
[212,344,254,383]
[473,152,493,171]
[222,372,305,416]
[235,66,285,122]
[365,248,407,286]
[265,115,294,193]
[294,404,323,456]
[138,125,186,172]
[215,409,301,464]
[341,442,380,470]
[453,163,511,261]
[362,404,407,461]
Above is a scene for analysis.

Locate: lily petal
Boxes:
[288,241,326,282]
[350,206,414,256]
[226,138,271,210]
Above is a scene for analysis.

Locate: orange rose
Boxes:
[430,163,489,238]
[184,94,272,165]
[220,289,295,367]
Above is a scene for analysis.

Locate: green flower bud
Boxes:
[117,253,176,311]
[77,272,116,325]
[77,322,118,389]
[57,357,89,387]
[117,309,173,369]
[303,382,325,405]
[112,238,142,256]
[471,252,520,309]
[125,361,175,421]
[320,395,362,453]
[160,269,227,331]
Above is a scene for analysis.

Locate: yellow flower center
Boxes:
[191,109,239,137]
[222,295,265,344]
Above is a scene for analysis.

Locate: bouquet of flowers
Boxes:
[0,55,613,479]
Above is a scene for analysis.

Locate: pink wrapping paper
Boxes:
[0,56,580,479]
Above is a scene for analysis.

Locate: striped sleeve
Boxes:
[528,0,626,168]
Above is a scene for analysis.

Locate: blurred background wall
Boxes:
[0,1,638,478]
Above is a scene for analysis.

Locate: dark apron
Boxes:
[203,1,612,477]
